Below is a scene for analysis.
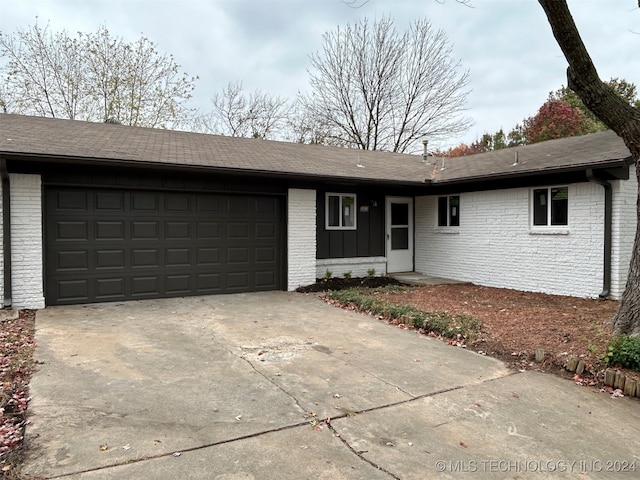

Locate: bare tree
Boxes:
[204,81,291,139]
[0,22,197,128]
[538,0,640,335]
[302,16,471,153]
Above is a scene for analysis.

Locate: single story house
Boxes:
[0,114,635,309]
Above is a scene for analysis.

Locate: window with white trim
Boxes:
[437,195,460,227]
[532,186,568,226]
[326,193,357,230]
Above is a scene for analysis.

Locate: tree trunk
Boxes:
[538,0,640,335]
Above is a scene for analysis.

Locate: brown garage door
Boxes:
[45,188,284,305]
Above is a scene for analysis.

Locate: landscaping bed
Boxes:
[0,310,36,479]
[305,277,639,394]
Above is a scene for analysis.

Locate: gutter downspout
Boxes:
[586,169,612,298]
[0,158,11,307]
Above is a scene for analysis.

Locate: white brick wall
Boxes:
[10,174,45,309]
[611,165,638,299]
[415,182,607,298]
[287,188,317,290]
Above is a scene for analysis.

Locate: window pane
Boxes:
[391,203,409,226]
[342,195,355,227]
[533,189,548,226]
[437,197,448,227]
[328,195,340,227]
[449,195,460,226]
[550,187,568,226]
[391,227,409,250]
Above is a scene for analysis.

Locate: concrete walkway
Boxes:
[23,292,640,479]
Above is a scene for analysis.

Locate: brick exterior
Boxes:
[611,165,638,299]
[9,174,45,309]
[287,189,317,290]
[415,182,613,299]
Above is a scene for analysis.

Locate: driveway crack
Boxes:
[324,418,402,480]
[220,342,310,415]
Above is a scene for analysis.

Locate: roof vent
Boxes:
[512,150,519,166]
[422,139,431,164]
[356,156,365,168]
[440,157,446,171]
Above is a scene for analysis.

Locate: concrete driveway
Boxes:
[24,292,640,479]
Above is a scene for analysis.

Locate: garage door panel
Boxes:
[227,247,249,264]
[132,222,159,240]
[95,250,125,269]
[57,279,89,302]
[165,193,190,213]
[255,247,276,263]
[55,191,88,211]
[227,272,250,289]
[228,196,249,213]
[46,188,283,305]
[165,248,191,266]
[95,192,124,211]
[197,222,220,239]
[166,221,190,239]
[56,251,89,271]
[197,247,220,265]
[95,278,125,299]
[57,221,89,241]
[255,271,277,289]
[96,221,125,240]
[255,223,276,239]
[197,196,220,213]
[131,193,159,211]
[131,276,160,296]
[255,197,277,213]
[132,249,160,268]
[228,223,249,239]
[165,274,191,294]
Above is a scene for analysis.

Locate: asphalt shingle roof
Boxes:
[0,114,632,185]
[0,114,430,184]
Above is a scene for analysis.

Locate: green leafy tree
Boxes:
[0,22,197,128]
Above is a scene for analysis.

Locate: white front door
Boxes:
[386,197,413,273]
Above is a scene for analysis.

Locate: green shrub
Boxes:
[323,269,333,281]
[604,335,640,371]
[343,271,352,280]
[327,287,480,341]
[367,268,376,277]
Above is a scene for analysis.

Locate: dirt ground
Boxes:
[377,283,619,376]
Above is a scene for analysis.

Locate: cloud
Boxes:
[1,0,637,148]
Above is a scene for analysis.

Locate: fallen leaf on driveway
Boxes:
[172,451,182,457]
[459,442,468,448]
[99,444,108,451]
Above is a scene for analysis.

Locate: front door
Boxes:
[386,197,413,273]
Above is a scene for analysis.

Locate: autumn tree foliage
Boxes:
[524,99,595,143]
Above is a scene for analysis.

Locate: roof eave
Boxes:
[427,156,633,186]
[0,151,429,187]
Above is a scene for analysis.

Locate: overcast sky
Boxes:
[1,0,638,149]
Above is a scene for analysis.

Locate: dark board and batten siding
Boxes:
[316,188,385,259]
